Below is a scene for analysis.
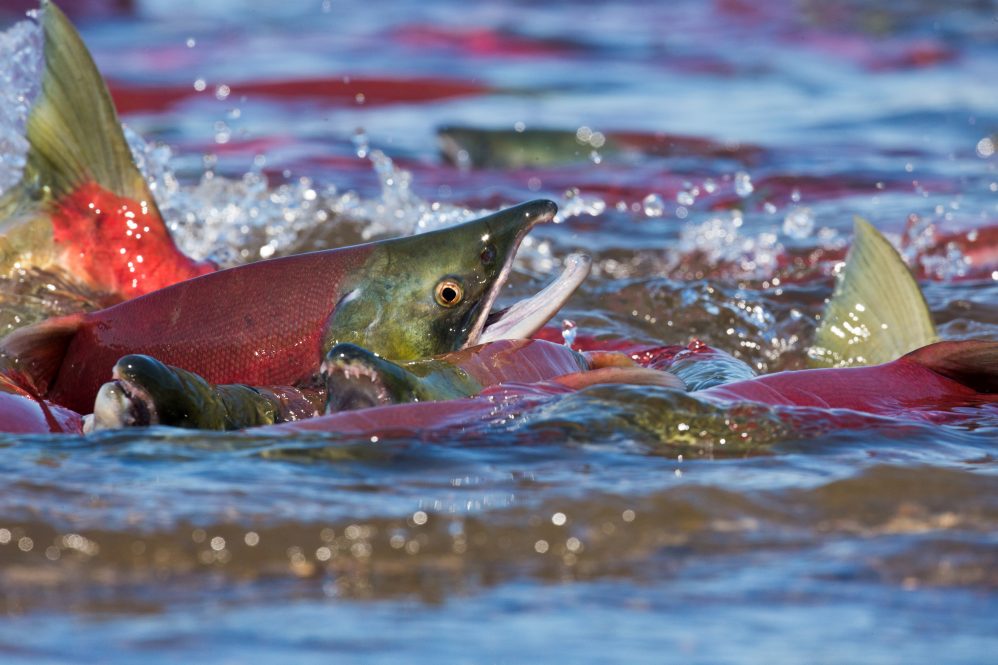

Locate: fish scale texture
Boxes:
[700,357,986,419]
[48,246,370,414]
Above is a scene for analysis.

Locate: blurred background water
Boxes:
[0,0,996,662]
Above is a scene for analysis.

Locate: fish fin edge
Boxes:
[18,1,155,207]
[808,216,937,368]
[0,312,83,395]
[554,366,685,390]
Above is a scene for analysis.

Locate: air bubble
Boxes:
[643,193,665,217]
[783,206,815,239]
[734,171,754,197]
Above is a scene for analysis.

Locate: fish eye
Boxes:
[480,243,497,265]
[434,279,464,308]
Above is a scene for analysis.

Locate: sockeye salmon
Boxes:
[82,216,996,434]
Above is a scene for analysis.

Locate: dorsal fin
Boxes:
[808,216,937,367]
[904,340,998,394]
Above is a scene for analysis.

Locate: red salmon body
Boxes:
[700,353,996,420]
[0,375,82,434]
[48,246,371,414]
[53,183,214,299]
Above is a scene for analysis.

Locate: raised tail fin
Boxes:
[24,1,149,203]
[808,216,937,367]
[0,1,210,297]
[905,340,998,394]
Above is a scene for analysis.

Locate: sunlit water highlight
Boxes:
[0,0,996,662]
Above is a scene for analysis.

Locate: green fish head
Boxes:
[326,199,562,360]
[321,343,477,412]
[87,354,222,430]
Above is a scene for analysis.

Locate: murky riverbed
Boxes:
[0,0,996,662]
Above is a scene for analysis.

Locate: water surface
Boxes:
[0,0,996,662]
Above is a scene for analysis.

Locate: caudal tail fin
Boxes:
[808,217,937,367]
[0,1,210,298]
[905,340,998,394]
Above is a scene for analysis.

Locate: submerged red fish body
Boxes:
[0,374,81,434]
[260,339,997,436]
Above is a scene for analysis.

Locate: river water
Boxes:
[0,0,996,662]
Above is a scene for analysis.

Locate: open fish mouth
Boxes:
[321,352,396,413]
[461,201,590,348]
[83,370,157,433]
[476,252,591,345]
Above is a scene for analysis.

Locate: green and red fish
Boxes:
[0,2,212,303]
[0,3,590,427]
[84,216,996,436]
[2,3,995,439]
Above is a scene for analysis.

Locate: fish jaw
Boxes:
[86,372,157,432]
[323,199,560,361]
[458,199,561,349]
[321,344,404,413]
[321,343,474,412]
[476,253,591,345]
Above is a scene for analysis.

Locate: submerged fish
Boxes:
[84,337,681,431]
[83,215,996,434]
[0,371,80,434]
[0,2,212,303]
[253,340,997,439]
[438,126,763,169]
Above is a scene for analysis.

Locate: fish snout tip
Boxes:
[523,199,558,226]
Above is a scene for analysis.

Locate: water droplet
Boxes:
[352,130,369,159]
[734,171,754,197]
[643,193,664,217]
[783,206,815,239]
[561,319,577,348]
[977,137,995,158]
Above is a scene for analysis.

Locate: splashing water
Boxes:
[0,19,40,194]
[1,2,997,663]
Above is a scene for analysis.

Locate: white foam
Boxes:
[0,19,41,194]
